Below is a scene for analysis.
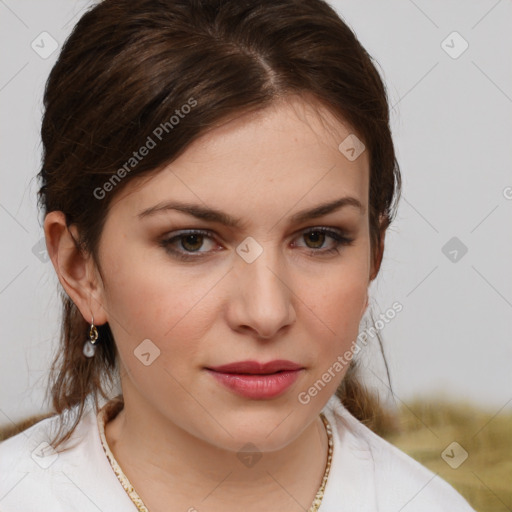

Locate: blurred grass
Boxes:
[380,399,512,512]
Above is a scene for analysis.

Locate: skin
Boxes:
[45,94,384,512]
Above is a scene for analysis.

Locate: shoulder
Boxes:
[0,410,71,509]
[320,395,476,512]
[0,402,136,512]
[0,409,65,473]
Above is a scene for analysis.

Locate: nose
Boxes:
[227,245,296,340]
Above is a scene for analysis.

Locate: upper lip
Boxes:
[207,360,303,374]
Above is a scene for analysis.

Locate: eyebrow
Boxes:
[137,196,364,228]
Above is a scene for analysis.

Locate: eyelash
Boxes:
[158,227,354,261]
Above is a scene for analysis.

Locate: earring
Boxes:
[83,316,99,358]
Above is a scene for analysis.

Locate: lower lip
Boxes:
[206,369,303,399]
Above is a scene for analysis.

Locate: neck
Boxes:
[103,391,330,512]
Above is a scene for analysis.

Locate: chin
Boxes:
[202,406,309,453]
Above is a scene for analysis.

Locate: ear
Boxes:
[360,293,369,316]
[369,226,386,282]
[360,231,385,317]
[43,211,108,325]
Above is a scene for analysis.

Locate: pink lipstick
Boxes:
[205,360,304,399]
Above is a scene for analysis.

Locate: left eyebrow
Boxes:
[137,196,365,227]
[289,196,365,223]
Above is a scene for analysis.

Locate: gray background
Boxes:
[1,0,511,424]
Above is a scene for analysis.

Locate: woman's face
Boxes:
[94,95,373,451]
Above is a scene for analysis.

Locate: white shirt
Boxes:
[0,395,476,511]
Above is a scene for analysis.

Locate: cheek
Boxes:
[303,278,366,351]
[99,243,214,363]
[294,274,367,406]
[295,250,369,365]
[302,252,368,328]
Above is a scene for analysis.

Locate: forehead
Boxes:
[111,95,369,222]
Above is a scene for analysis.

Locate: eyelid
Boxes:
[158,225,354,261]
[159,225,350,244]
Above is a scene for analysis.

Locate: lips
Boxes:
[206,359,303,375]
[205,359,305,399]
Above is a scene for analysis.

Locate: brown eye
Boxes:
[294,227,354,257]
[180,233,204,252]
[159,227,353,262]
[159,229,217,260]
[303,230,326,249]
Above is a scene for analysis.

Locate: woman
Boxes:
[0,0,476,510]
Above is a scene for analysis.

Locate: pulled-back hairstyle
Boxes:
[25,0,401,449]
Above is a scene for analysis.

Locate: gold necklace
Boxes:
[97,400,333,512]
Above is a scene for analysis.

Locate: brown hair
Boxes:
[6,0,402,448]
